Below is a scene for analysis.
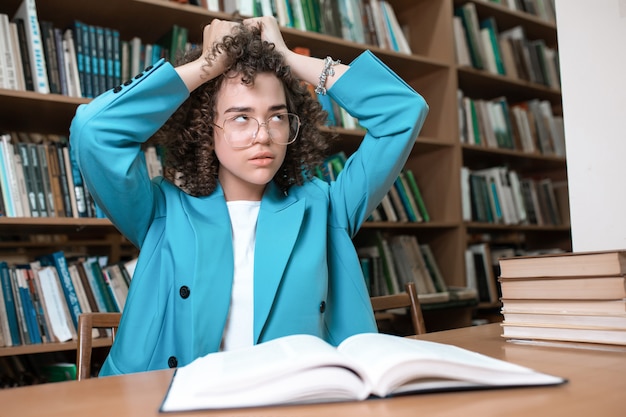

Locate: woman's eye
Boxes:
[232,115,249,123]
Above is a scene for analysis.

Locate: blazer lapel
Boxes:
[253,183,305,342]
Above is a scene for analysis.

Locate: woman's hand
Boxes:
[244,16,290,57]
[245,15,349,90]
[176,19,238,92]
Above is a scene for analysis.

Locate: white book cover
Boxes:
[0,14,19,89]
[12,0,50,93]
[1,135,25,217]
[62,29,82,97]
[9,22,26,90]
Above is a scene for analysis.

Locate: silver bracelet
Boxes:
[314,56,341,95]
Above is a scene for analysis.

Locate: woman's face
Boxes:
[213,72,289,201]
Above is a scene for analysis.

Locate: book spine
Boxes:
[29,143,49,217]
[9,266,31,344]
[39,251,82,328]
[17,268,42,344]
[53,27,69,96]
[16,143,39,217]
[95,25,107,94]
[39,20,61,94]
[90,261,118,312]
[54,143,73,217]
[393,177,417,222]
[0,137,17,217]
[14,18,34,91]
[13,0,50,93]
[0,262,22,345]
[1,136,25,217]
[71,22,88,97]
[26,267,52,343]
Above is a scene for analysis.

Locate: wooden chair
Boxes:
[370,282,427,335]
[76,312,122,381]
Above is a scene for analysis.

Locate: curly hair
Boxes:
[152,23,335,196]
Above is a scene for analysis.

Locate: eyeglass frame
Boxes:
[212,112,301,149]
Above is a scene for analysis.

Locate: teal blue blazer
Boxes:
[70,51,428,376]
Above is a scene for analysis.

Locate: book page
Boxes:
[337,333,565,397]
[160,334,368,412]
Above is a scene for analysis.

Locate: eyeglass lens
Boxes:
[223,113,299,147]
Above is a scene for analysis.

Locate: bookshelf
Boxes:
[0,0,569,384]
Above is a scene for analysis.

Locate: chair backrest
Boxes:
[76,312,122,381]
[370,282,427,335]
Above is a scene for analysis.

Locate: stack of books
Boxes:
[498,250,626,346]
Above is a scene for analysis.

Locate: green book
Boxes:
[404,170,430,222]
[480,17,505,75]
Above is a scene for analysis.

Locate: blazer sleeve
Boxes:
[327,51,429,236]
[69,60,189,247]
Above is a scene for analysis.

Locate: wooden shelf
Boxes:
[0,337,112,357]
[0,89,87,135]
[453,0,557,44]
[0,217,115,234]
[457,67,561,105]
[461,144,566,172]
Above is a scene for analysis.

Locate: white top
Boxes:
[221,200,260,351]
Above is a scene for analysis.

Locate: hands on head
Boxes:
[177,16,291,92]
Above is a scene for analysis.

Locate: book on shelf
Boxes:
[463,164,564,227]
[404,169,430,222]
[8,19,27,91]
[393,175,421,222]
[452,15,472,67]
[160,332,565,412]
[0,13,20,90]
[1,261,22,346]
[15,143,39,217]
[454,3,485,70]
[12,0,49,93]
[37,251,82,329]
[478,18,502,75]
[62,28,83,98]
[52,26,69,96]
[34,143,54,217]
[29,262,76,343]
[364,234,450,303]
[316,0,343,38]
[39,20,62,95]
[498,250,626,279]
[15,265,44,345]
[467,243,499,304]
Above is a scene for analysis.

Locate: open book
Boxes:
[159,332,565,412]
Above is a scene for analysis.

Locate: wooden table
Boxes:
[2,323,624,417]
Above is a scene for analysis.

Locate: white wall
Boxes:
[555,0,626,251]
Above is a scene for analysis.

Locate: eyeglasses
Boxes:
[213,113,301,149]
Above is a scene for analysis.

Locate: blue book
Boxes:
[81,258,109,312]
[72,20,92,98]
[17,265,47,343]
[0,262,21,345]
[38,251,82,328]
[16,271,42,344]
[393,177,418,222]
[89,260,119,313]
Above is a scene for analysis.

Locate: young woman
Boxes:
[70,17,428,376]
